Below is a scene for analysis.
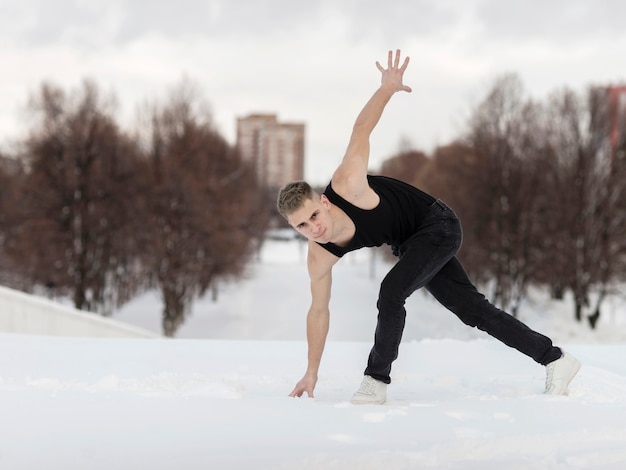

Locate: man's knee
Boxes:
[377,278,407,312]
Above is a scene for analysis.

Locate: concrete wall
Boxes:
[0,285,160,338]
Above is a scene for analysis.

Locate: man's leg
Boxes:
[425,257,562,365]
[364,201,462,383]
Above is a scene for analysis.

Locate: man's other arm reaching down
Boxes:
[289,241,338,398]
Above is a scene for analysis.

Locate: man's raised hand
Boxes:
[376,49,412,94]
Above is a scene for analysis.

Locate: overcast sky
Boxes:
[1,0,625,184]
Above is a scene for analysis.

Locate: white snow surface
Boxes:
[3,240,626,469]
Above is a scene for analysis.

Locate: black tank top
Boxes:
[318,175,436,257]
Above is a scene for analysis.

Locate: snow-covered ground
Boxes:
[2,240,626,469]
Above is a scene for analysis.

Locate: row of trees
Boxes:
[380,75,626,328]
[1,73,624,334]
[0,80,268,336]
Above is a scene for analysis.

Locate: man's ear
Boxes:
[320,194,331,209]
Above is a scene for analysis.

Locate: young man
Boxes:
[277,50,581,404]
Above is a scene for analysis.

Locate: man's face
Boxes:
[286,195,332,243]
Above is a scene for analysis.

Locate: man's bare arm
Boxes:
[289,241,339,398]
[332,50,412,202]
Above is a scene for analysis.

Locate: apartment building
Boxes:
[236,114,305,189]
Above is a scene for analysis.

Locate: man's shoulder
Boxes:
[330,166,371,199]
[307,241,340,275]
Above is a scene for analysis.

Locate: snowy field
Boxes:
[2,240,626,469]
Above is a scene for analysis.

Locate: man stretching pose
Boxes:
[277,50,581,404]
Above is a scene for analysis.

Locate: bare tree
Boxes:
[586,87,626,327]
[461,74,551,315]
[138,81,266,336]
[7,80,144,313]
[542,86,626,327]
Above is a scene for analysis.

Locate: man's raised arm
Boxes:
[332,49,412,194]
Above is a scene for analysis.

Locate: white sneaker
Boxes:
[545,351,581,395]
[351,375,387,404]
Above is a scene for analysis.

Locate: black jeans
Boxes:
[365,199,562,384]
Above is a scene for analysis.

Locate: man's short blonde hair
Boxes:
[277,181,316,219]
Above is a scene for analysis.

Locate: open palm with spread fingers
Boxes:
[376,49,412,94]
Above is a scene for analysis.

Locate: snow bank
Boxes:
[0,285,158,338]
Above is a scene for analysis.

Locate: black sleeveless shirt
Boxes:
[318,175,436,257]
